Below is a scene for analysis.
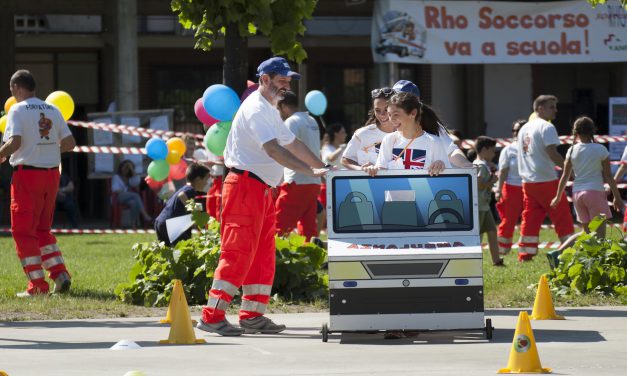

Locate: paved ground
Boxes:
[1,306,626,376]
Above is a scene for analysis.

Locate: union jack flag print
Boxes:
[392,148,426,169]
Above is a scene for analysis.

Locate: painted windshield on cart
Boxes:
[332,174,473,234]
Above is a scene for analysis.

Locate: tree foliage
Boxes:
[171,0,317,63]
[587,0,627,9]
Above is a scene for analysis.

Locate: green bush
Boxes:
[114,218,328,307]
[546,217,627,300]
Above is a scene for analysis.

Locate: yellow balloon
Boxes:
[4,96,16,113]
[0,115,7,133]
[45,90,74,121]
[165,150,181,165]
[167,137,186,156]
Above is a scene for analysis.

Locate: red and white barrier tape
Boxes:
[73,145,146,155]
[460,134,627,149]
[482,242,559,249]
[68,120,204,140]
[0,228,156,234]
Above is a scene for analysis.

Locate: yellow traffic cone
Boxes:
[498,311,551,374]
[530,275,565,320]
[159,279,196,325]
[1,371,8,376]
[158,283,206,345]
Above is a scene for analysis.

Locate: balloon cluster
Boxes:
[145,136,188,188]
[1,91,75,133]
[193,81,260,157]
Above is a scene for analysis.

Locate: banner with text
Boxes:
[372,0,627,64]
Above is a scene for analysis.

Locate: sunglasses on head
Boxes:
[371,87,395,99]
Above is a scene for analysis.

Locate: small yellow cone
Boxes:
[1,371,9,376]
[159,279,196,325]
[498,311,551,374]
[158,283,206,345]
[530,275,565,320]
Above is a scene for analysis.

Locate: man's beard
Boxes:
[269,82,287,100]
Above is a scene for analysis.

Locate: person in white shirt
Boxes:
[365,92,448,176]
[552,116,623,237]
[198,57,328,337]
[613,145,627,230]
[0,70,76,297]
[275,91,321,241]
[516,95,575,262]
[111,159,152,226]
[495,120,525,254]
[321,123,347,168]
[342,87,396,169]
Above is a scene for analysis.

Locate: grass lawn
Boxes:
[0,228,623,321]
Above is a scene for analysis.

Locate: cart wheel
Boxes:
[485,318,494,340]
[321,323,329,342]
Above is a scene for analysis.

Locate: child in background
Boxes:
[473,136,504,266]
[154,163,211,246]
[552,116,623,237]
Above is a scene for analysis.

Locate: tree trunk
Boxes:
[223,22,248,96]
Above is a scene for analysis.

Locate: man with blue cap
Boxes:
[392,79,472,168]
[198,57,328,336]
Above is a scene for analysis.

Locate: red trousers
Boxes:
[275,182,320,241]
[205,175,223,221]
[496,183,523,254]
[11,167,68,294]
[202,172,276,323]
[519,180,574,256]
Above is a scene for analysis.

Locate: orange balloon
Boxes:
[4,96,16,113]
[165,150,182,165]
[166,137,186,156]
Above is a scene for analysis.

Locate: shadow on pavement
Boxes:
[486,308,627,318]
[0,338,236,350]
[0,320,166,329]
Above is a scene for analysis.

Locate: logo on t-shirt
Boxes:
[393,148,426,169]
[373,142,381,154]
[522,135,531,154]
[38,113,52,140]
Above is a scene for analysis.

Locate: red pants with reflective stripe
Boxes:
[202,172,276,323]
[275,182,320,241]
[11,168,67,293]
[496,183,524,246]
[519,180,574,254]
[205,175,223,221]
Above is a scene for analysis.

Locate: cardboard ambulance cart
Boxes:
[322,168,493,342]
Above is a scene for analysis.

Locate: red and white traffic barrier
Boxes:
[0,228,156,235]
[68,120,204,140]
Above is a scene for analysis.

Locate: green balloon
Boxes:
[204,121,231,156]
[148,159,170,181]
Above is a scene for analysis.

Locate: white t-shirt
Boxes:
[498,142,522,186]
[223,90,295,187]
[111,174,141,193]
[438,126,461,156]
[566,143,609,192]
[3,97,72,168]
[621,145,627,164]
[375,131,451,170]
[517,118,560,183]
[343,124,388,166]
[322,144,344,169]
[283,112,320,185]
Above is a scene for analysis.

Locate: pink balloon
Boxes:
[168,158,188,180]
[247,80,256,88]
[241,84,259,103]
[194,98,218,126]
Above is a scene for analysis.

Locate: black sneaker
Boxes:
[53,272,71,294]
[239,316,286,334]
[196,319,244,336]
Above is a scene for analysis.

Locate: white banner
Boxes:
[609,97,627,161]
[372,0,627,64]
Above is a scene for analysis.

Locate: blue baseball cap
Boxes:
[393,80,420,98]
[256,57,301,80]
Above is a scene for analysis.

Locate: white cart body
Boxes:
[326,169,483,332]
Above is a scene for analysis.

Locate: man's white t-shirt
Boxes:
[223,90,295,187]
[566,143,609,192]
[283,112,320,185]
[375,131,451,170]
[3,97,72,168]
[498,143,522,186]
[343,123,388,166]
[517,118,560,183]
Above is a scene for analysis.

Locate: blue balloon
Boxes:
[305,90,327,116]
[145,138,168,160]
[202,84,240,121]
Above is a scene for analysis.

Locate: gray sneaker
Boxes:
[196,319,244,337]
[239,316,286,334]
[53,272,71,294]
